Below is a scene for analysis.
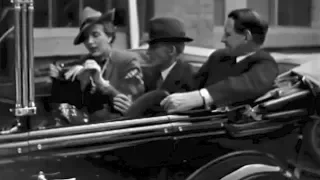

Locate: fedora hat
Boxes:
[143,16,193,44]
[73,7,115,45]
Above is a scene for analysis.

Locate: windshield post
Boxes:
[10,0,36,127]
[13,0,22,109]
[128,0,140,49]
[27,0,35,108]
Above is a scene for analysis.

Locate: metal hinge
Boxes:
[10,106,37,116]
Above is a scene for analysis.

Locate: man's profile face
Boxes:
[221,18,247,54]
[83,24,112,58]
[147,42,173,69]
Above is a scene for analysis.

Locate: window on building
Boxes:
[112,0,128,27]
[53,0,79,27]
[34,0,49,27]
[278,0,311,26]
[247,0,311,27]
[137,0,154,37]
[0,1,17,76]
[214,0,225,26]
[83,0,108,13]
[32,0,128,28]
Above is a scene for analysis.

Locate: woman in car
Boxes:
[49,7,144,122]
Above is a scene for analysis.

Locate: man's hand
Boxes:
[64,65,84,81]
[113,94,132,114]
[49,64,62,78]
[160,91,203,113]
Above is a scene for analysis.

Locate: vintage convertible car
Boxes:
[2,50,320,180]
[0,0,320,180]
[0,31,319,180]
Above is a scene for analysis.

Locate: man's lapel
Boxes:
[161,60,182,89]
[231,53,258,74]
[143,66,159,91]
[236,52,256,63]
[235,51,258,65]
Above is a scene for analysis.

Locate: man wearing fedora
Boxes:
[142,16,196,94]
[121,16,197,118]
[147,8,280,177]
[50,7,145,122]
[160,8,279,113]
[113,16,199,177]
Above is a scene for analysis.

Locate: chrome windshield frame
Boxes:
[11,0,36,117]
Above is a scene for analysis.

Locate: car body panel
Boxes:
[0,49,318,179]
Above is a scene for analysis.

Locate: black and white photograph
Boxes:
[0,0,319,179]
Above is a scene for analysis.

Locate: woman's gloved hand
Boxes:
[49,63,62,78]
[64,65,84,81]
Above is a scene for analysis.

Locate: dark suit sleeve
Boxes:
[194,50,224,89]
[119,55,145,98]
[206,58,279,106]
[194,55,211,85]
[183,63,198,91]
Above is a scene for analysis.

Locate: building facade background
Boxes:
[0,0,319,59]
[154,0,320,49]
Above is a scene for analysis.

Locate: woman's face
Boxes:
[83,24,112,58]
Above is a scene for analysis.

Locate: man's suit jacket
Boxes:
[143,60,196,93]
[195,49,279,107]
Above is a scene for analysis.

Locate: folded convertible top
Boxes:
[292,60,320,87]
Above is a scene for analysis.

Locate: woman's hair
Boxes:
[102,22,117,44]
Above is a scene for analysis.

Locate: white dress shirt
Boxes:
[236,52,256,63]
[161,61,177,81]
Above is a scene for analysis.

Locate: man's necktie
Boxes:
[155,71,164,89]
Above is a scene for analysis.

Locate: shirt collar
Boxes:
[236,51,256,63]
[161,61,177,80]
